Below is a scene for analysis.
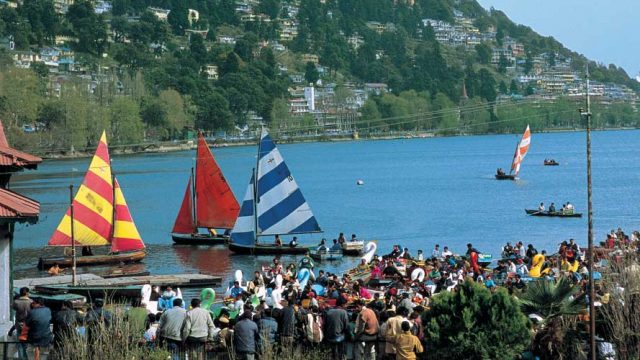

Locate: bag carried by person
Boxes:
[305,313,323,343]
[19,324,29,342]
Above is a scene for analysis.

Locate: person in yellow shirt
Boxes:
[393,321,424,360]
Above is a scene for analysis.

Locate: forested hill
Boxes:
[0,0,637,152]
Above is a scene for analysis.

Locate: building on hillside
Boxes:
[94,1,111,14]
[217,35,237,45]
[347,34,364,50]
[278,19,299,42]
[365,21,386,34]
[54,0,73,14]
[241,13,271,22]
[203,65,219,80]
[148,7,171,21]
[289,86,315,115]
[235,2,252,14]
[188,9,200,25]
[302,53,319,64]
[0,121,41,337]
[364,83,389,95]
[289,73,304,84]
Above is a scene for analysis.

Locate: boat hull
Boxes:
[544,162,559,166]
[38,250,146,270]
[310,251,344,261]
[495,174,516,180]
[228,243,311,255]
[342,242,364,256]
[171,232,228,245]
[525,209,582,218]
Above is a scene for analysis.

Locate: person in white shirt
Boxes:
[515,259,528,276]
[441,246,453,258]
[517,242,526,258]
[507,260,517,273]
[538,202,545,212]
[431,244,441,259]
[416,250,424,261]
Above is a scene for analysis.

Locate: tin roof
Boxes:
[0,121,42,169]
[0,187,39,222]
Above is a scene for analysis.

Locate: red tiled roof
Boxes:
[0,120,42,168]
[0,187,39,221]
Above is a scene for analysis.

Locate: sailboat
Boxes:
[171,132,240,245]
[228,129,322,255]
[495,125,531,180]
[38,132,146,269]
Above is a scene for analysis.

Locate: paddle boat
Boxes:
[525,209,582,218]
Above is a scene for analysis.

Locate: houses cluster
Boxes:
[422,12,496,49]
[7,46,76,73]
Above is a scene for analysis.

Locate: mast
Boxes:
[583,67,596,360]
[191,166,196,232]
[69,185,76,286]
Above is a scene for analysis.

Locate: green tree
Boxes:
[196,92,234,131]
[498,80,508,94]
[304,61,319,85]
[424,280,530,360]
[257,0,281,19]
[109,97,143,144]
[478,69,497,103]
[220,52,241,76]
[168,4,188,35]
[475,43,492,65]
[67,1,107,54]
[524,51,534,75]
[509,80,519,95]
[498,53,510,74]
[159,89,192,138]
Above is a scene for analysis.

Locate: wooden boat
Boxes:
[342,241,365,256]
[38,250,146,270]
[39,131,146,269]
[228,129,322,255]
[310,249,343,261]
[171,132,239,245]
[544,159,559,166]
[525,209,582,218]
[496,125,531,181]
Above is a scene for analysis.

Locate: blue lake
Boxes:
[10,129,640,288]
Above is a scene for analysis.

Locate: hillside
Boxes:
[0,0,637,152]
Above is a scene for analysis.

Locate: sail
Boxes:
[256,130,321,236]
[511,125,531,176]
[172,176,195,234]
[194,132,240,229]
[49,131,114,247]
[229,173,256,246]
[111,178,145,252]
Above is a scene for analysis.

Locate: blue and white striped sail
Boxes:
[256,130,321,236]
[229,173,256,246]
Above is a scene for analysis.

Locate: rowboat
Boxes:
[525,209,582,218]
[496,125,531,181]
[39,132,146,269]
[544,159,559,166]
[171,132,239,245]
[310,249,343,261]
[228,129,322,255]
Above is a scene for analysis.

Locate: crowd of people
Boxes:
[10,226,640,360]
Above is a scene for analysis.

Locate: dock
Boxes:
[15,273,222,290]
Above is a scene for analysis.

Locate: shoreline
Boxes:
[28,126,639,160]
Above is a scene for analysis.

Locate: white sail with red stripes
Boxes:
[510,125,531,176]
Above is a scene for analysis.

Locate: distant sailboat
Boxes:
[38,131,146,269]
[496,125,531,180]
[171,132,239,245]
[228,129,322,255]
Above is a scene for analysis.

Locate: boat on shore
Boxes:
[38,131,146,269]
[496,125,531,180]
[228,129,322,255]
[525,209,582,218]
[171,132,240,245]
[544,159,559,166]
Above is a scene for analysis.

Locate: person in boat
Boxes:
[317,238,328,251]
[515,258,528,276]
[502,242,514,258]
[548,202,556,213]
[441,246,453,258]
[271,258,283,275]
[416,249,424,261]
[48,263,63,276]
[162,286,177,299]
[525,244,538,264]
[289,236,297,248]
[565,201,574,214]
[82,246,93,256]
[496,168,505,176]
[330,239,342,252]
[401,247,412,259]
[229,281,244,299]
[386,245,402,259]
[431,244,441,259]
[274,235,282,247]
[350,234,358,242]
[338,232,346,245]
[538,202,545,212]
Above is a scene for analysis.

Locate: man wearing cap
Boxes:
[158,298,186,360]
[234,310,260,360]
[181,298,214,360]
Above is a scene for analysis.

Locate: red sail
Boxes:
[172,176,195,234]
[195,133,240,229]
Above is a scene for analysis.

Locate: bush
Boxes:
[423,279,531,360]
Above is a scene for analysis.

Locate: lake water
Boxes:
[10,129,640,291]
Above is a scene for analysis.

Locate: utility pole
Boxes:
[581,67,596,360]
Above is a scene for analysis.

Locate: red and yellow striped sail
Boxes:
[111,178,145,252]
[49,131,114,247]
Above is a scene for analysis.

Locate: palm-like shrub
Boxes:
[519,277,585,320]
[423,279,531,360]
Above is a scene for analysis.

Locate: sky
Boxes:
[477,0,640,79]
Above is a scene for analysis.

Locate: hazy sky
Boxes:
[477,0,640,78]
